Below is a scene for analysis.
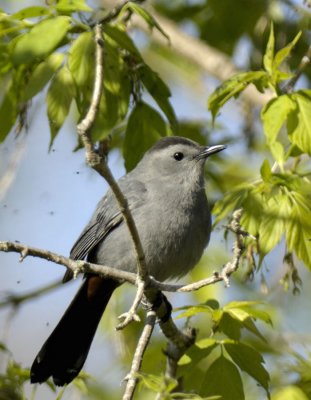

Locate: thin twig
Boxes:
[77,23,104,158]
[116,279,145,330]
[93,0,145,26]
[76,20,150,320]
[0,241,136,284]
[122,310,156,400]
[0,279,61,309]
[0,209,246,296]
[283,45,311,93]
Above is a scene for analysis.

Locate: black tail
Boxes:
[30,276,118,386]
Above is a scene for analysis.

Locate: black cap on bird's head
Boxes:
[148,136,226,159]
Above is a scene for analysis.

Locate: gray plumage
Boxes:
[31,136,226,386]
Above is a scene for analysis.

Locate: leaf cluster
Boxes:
[210,25,311,275]
[169,300,271,400]
[0,0,177,169]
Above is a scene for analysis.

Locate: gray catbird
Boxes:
[30,136,225,386]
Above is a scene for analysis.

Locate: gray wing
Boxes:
[69,178,147,262]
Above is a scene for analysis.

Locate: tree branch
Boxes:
[0,279,61,309]
[76,20,150,330]
[0,241,136,285]
[128,7,274,108]
[76,24,104,158]
[283,45,311,93]
[122,309,156,400]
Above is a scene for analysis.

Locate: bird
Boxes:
[30,136,226,386]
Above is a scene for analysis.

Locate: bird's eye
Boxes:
[173,152,184,161]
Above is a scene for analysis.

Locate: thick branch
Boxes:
[128,8,274,108]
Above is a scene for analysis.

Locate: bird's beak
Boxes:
[196,144,226,160]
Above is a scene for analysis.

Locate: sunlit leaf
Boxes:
[179,338,217,366]
[56,0,93,13]
[68,31,94,93]
[208,71,267,121]
[225,301,272,325]
[104,24,142,59]
[91,87,119,141]
[258,194,290,255]
[46,66,75,146]
[272,386,309,400]
[261,94,296,143]
[260,159,272,182]
[273,31,302,70]
[0,77,18,142]
[263,23,274,74]
[124,3,169,41]
[12,16,71,65]
[287,90,311,155]
[285,194,311,269]
[175,304,213,319]
[12,6,51,19]
[269,141,285,164]
[22,53,64,101]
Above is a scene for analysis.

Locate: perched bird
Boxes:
[30,136,226,386]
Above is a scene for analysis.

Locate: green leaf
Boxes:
[123,102,167,171]
[124,3,169,41]
[258,193,290,255]
[261,94,296,143]
[208,71,267,121]
[269,141,285,164]
[224,341,270,393]
[56,0,93,13]
[287,90,311,155]
[179,338,217,367]
[273,31,302,70]
[104,24,142,59]
[213,184,251,224]
[175,304,213,319]
[225,301,272,325]
[240,189,264,236]
[101,35,130,119]
[0,77,18,142]
[223,303,268,341]
[263,23,275,74]
[91,87,119,142]
[12,16,71,66]
[22,53,64,101]
[0,43,11,76]
[260,159,271,181]
[68,31,95,94]
[217,312,242,340]
[200,355,245,400]
[139,65,178,133]
[285,192,311,269]
[242,317,267,342]
[12,6,51,19]
[46,66,75,146]
[272,386,309,400]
